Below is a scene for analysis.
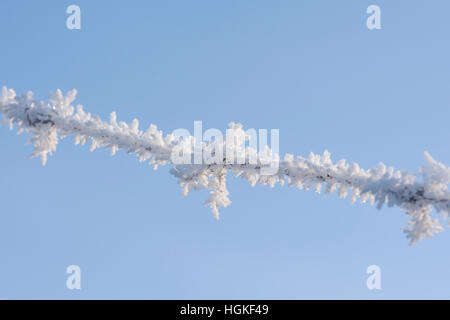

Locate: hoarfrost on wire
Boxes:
[1,86,450,245]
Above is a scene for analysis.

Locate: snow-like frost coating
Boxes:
[1,86,450,245]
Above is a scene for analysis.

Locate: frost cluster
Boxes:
[1,87,450,245]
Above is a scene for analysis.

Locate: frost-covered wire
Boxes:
[1,86,450,245]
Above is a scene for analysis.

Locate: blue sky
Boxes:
[1,0,450,299]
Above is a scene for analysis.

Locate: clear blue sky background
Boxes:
[1,0,450,299]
